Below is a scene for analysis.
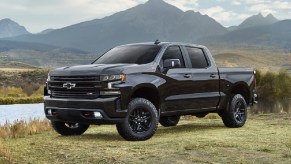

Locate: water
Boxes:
[0,103,46,125]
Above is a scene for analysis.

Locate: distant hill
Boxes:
[0,40,94,67]
[0,18,30,38]
[238,13,278,30]
[0,61,38,69]
[9,0,227,52]
[39,29,55,34]
[201,20,291,51]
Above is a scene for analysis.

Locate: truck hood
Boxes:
[49,63,154,76]
[50,64,137,76]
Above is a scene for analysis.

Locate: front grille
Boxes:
[48,76,101,99]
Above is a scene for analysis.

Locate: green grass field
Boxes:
[1,114,291,163]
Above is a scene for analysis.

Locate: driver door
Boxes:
[160,46,200,114]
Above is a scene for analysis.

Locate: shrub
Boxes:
[256,70,291,101]
[0,97,44,105]
[20,83,41,97]
[0,119,52,139]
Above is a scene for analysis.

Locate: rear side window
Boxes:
[162,46,185,68]
[186,47,208,68]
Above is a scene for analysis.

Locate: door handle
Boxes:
[184,74,191,78]
[210,74,217,78]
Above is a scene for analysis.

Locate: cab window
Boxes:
[186,47,208,68]
[161,46,185,68]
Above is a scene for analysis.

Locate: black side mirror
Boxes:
[163,59,181,69]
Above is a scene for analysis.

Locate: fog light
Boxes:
[47,109,52,115]
[94,112,103,118]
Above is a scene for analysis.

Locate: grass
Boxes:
[1,114,290,163]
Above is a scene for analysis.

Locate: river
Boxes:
[0,103,46,125]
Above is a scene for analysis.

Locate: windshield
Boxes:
[94,45,161,64]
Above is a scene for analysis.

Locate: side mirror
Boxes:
[163,59,181,69]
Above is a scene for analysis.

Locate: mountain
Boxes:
[237,13,278,30]
[9,0,227,52]
[0,18,30,38]
[39,29,55,34]
[200,20,291,51]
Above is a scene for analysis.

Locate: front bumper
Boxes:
[44,96,127,124]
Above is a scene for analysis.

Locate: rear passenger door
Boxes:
[185,46,220,110]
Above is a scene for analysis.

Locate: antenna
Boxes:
[154,39,160,45]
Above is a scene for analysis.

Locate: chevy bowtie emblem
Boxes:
[63,83,76,89]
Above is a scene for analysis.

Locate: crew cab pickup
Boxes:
[44,42,258,141]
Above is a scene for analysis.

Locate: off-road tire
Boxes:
[51,121,89,136]
[159,116,180,127]
[116,98,159,141]
[221,94,248,128]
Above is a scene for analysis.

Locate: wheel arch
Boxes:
[230,82,251,104]
[131,84,161,110]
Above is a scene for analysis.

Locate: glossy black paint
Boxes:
[44,42,256,124]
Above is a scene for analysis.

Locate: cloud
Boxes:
[164,0,199,11]
[0,0,143,32]
[201,6,237,23]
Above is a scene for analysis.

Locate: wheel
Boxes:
[221,94,248,128]
[116,98,159,141]
[159,116,180,127]
[51,121,90,136]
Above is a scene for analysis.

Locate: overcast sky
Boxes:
[1,0,291,33]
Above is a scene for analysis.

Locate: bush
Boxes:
[20,83,41,97]
[0,97,43,105]
[256,70,291,101]
[254,70,291,113]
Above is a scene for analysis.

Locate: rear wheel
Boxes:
[159,116,180,127]
[116,98,158,141]
[51,121,89,136]
[221,94,247,128]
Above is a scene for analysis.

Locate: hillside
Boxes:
[0,40,95,67]
[0,49,96,68]
[0,19,30,38]
[211,46,291,73]
[0,61,37,69]
[8,0,227,52]
[202,20,291,51]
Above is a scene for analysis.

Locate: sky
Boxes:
[1,0,291,33]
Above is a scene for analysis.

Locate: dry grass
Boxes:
[212,48,291,73]
[0,114,290,163]
[0,119,52,139]
[0,141,13,164]
[0,68,38,72]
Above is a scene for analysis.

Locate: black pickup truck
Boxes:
[44,42,258,141]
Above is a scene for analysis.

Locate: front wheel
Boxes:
[116,98,158,141]
[51,121,89,136]
[221,94,248,128]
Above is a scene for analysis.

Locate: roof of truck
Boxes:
[122,42,207,49]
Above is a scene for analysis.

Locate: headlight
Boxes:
[101,74,126,81]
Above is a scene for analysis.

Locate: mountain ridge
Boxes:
[7,0,227,52]
[0,18,30,38]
